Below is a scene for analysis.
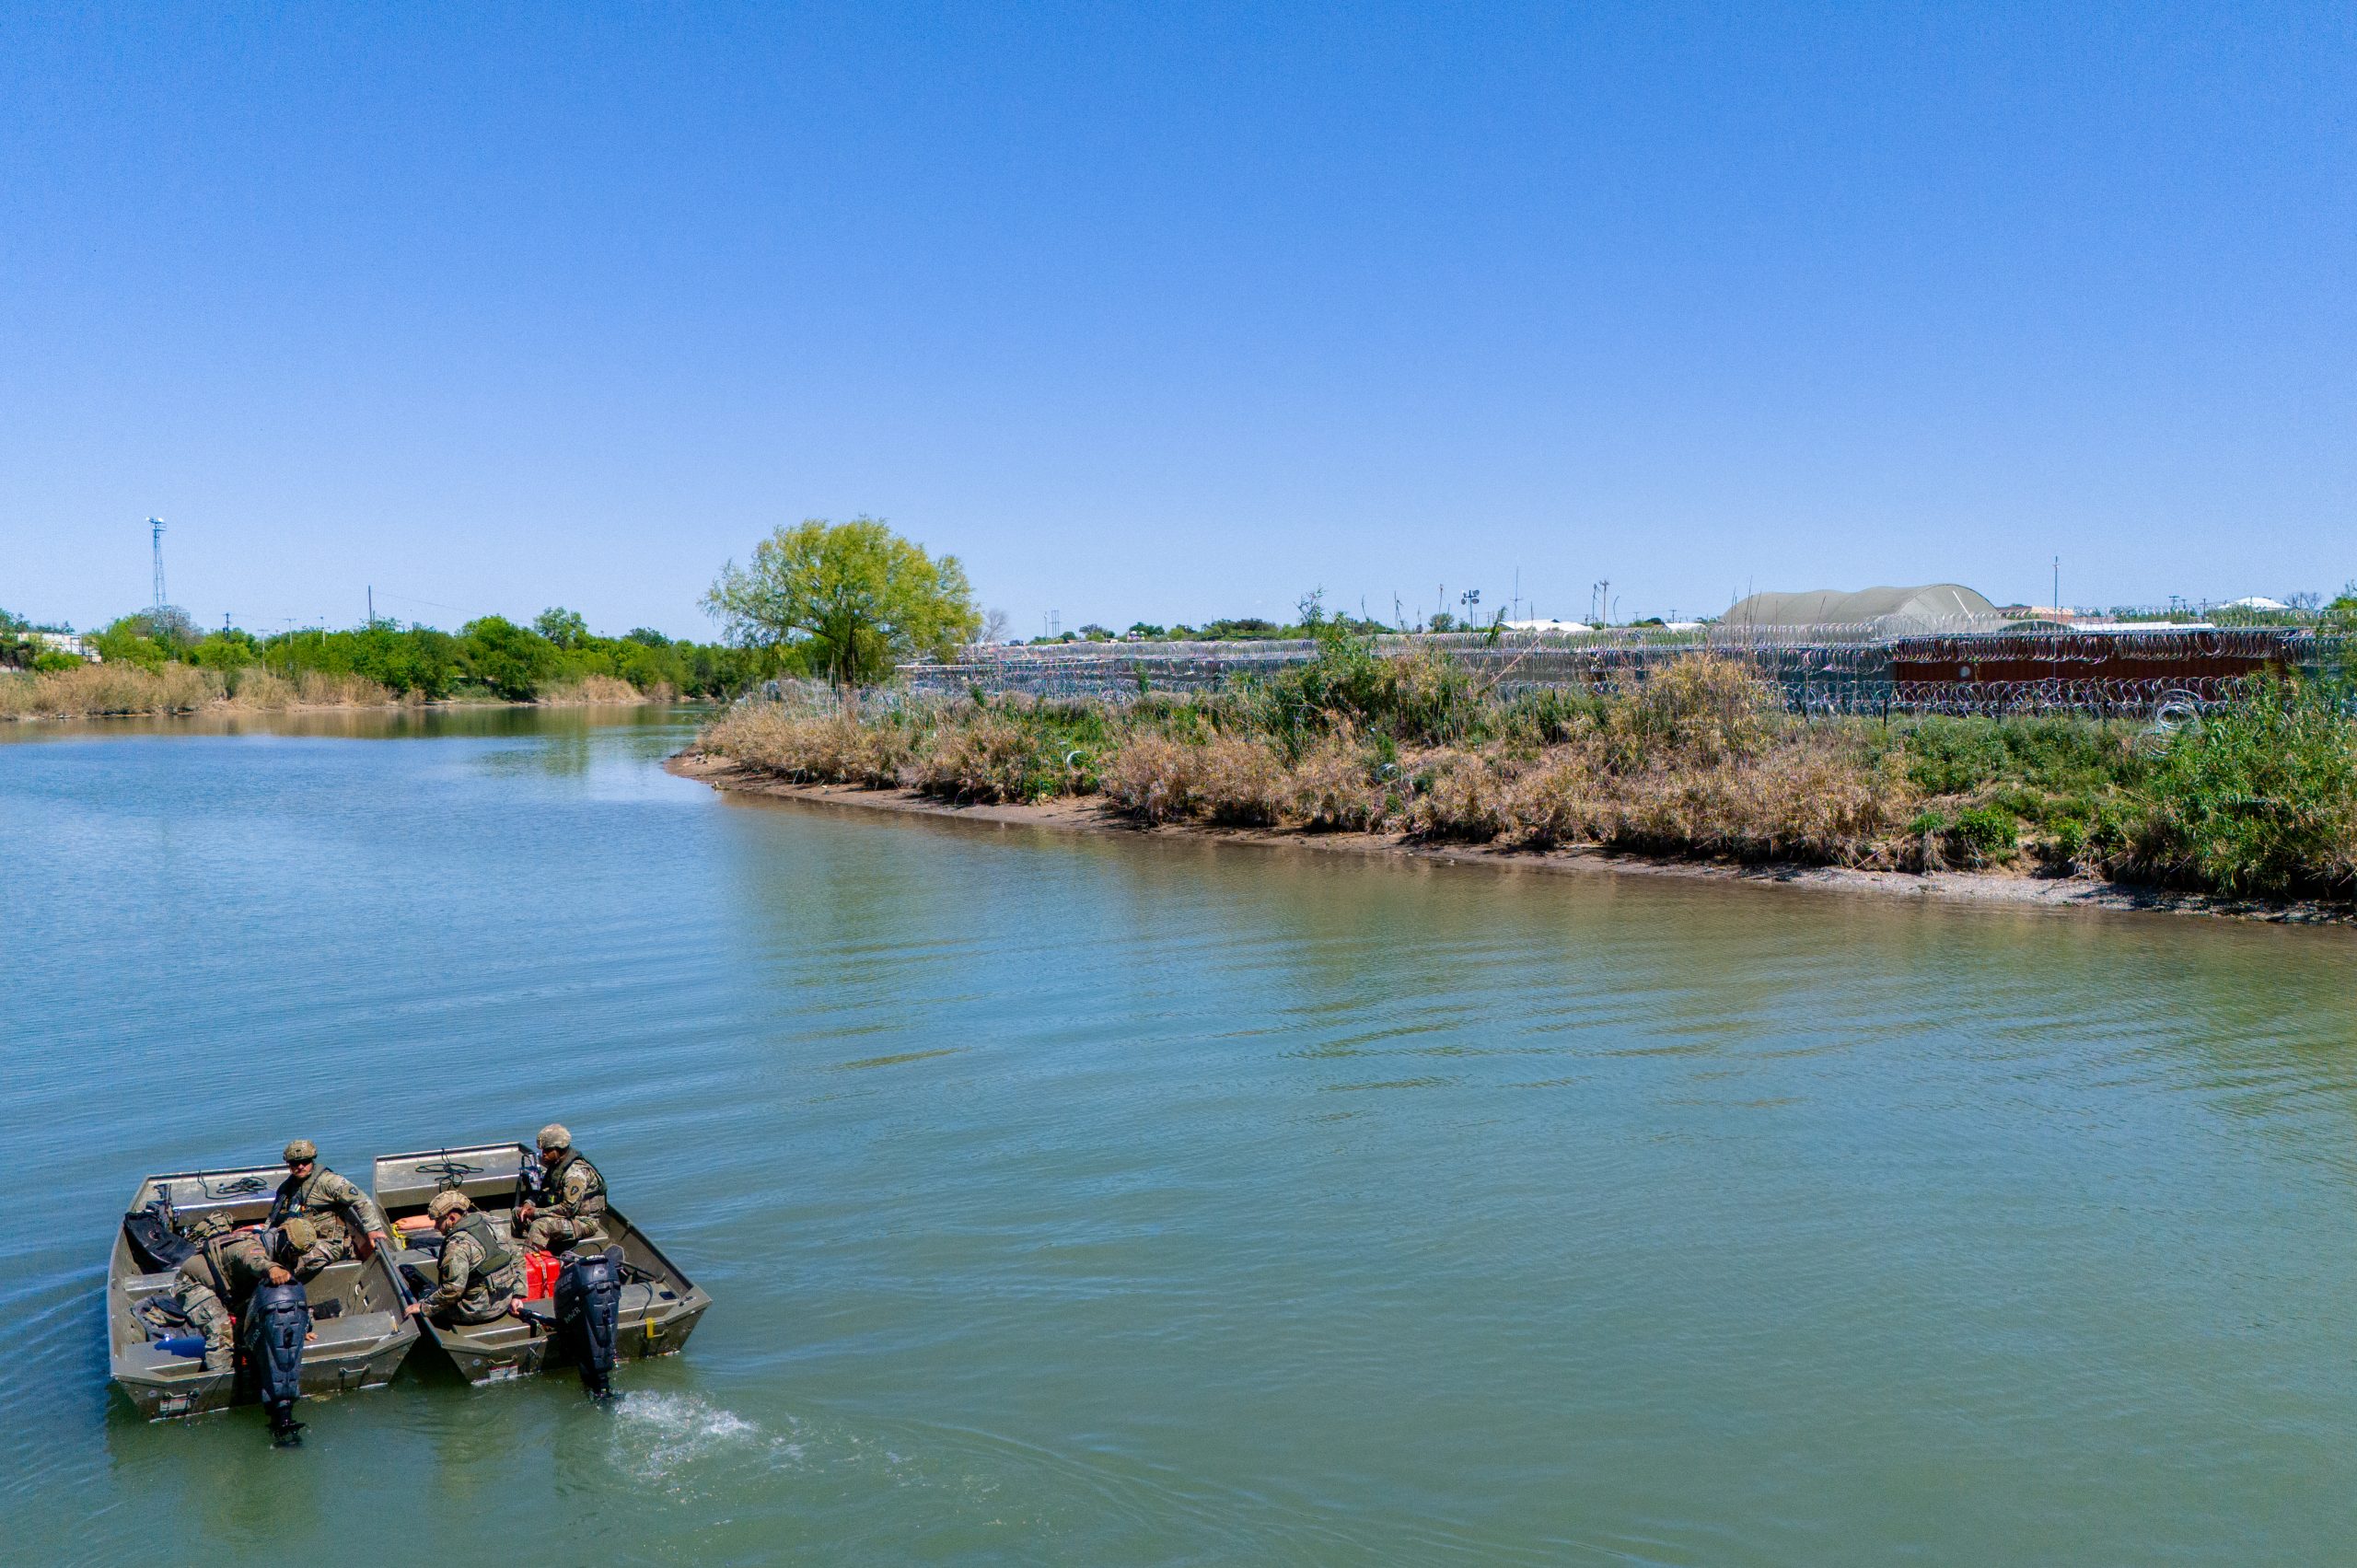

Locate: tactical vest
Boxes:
[541,1151,608,1215]
[270,1168,348,1235]
[452,1214,516,1287]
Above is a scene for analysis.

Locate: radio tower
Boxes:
[149,517,168,613]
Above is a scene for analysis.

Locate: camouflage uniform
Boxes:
[270,1165,389,1282]
[519,1147,609,1253]
[173,1230,275,1374]
[424,1213,524,1325]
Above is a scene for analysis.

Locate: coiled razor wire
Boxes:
[739,630,2351,722]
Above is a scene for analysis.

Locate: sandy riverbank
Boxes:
[667,749,2355,928]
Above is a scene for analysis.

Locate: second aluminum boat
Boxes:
[371,1143,712,1386]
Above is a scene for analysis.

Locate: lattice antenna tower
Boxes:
[150,517,167,613]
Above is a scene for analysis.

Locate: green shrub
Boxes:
[1946,804,2019,866]
[2112,679,2357,897]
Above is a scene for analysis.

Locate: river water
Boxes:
[2,707,2352,1564]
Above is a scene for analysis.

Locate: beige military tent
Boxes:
[1720,584,2002,633]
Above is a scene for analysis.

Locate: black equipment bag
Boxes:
[123,1204,196,1273]
[553,1245,623,1400]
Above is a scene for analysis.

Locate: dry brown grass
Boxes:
[911,715,1047,804]
[1597,741,1913,866]
[1603,655,1778,768]
[1407,752,1511,842]
[703,706,909,786]
[226,669,297,709]
[1195,737,1286,826]
[0,662,220,719]
[1102,734,1200,824]
[295,671,395,706]
[1407,719,1911,867]
[1284,738,1389,831]
[541,675,645,704]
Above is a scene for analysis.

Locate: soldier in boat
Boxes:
[172,1214,317,1372]
[271,1139,391,1279]
[404,1191,523,1326]
[514,1123,608,1253]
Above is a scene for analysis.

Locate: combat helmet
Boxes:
[427,1191,473,1221]
[283,1138,319,1164]
[536,1123,572,1153]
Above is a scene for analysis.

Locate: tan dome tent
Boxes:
[1720,584,2002,634]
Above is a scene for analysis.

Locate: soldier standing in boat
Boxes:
[172,1214,311,1372]
[514,1123,608,1253]
[405,1191,523,1325]
[270,1139,391,1280]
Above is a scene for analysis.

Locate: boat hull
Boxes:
[108,1167,422,1422]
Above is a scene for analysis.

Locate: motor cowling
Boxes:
[553,1245,623,1400]
[243,1278,312,1444]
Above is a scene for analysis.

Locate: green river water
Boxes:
[3,707,2353,1565]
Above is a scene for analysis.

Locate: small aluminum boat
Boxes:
[371,1143,711,1386]
[108,1165,421,1421]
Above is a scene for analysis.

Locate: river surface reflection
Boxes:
[3,709,2352,1564]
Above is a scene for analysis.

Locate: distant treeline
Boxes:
[1,606,772,701]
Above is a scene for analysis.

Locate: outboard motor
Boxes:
[553,1245,623,1401]
[243,1278,312,1446]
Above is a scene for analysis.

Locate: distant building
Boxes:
[36,632,98,662]
[1501,618,1590,633]
[1721,583,2002,634]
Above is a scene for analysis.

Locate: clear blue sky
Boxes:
[4,4,2350,637]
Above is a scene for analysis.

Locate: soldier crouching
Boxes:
[407,1191,523,1327]
[514,1123,609,1254]
[173,1214,308,1372]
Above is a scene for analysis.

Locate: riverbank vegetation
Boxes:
[0,605,767,720]
[700,636,2357,903]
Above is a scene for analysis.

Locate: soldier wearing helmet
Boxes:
[405,1191,523,1326]
[269,1139,390,1280]
[513,1123,609,1254]
[171,1213,311,1373]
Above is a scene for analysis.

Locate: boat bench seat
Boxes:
[118,1342,205,1377]
[308,1309,398,1349]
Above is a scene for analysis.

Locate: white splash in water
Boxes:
[612,1391,763,1482]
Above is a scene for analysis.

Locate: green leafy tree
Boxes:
[92,614,172,670]
[704,517,979,686]
[459,615,561,699]
[534,607,590,648]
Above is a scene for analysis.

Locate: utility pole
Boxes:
[368,586,375,624]
[149,517,167,613]
[2052,556,2060,616]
